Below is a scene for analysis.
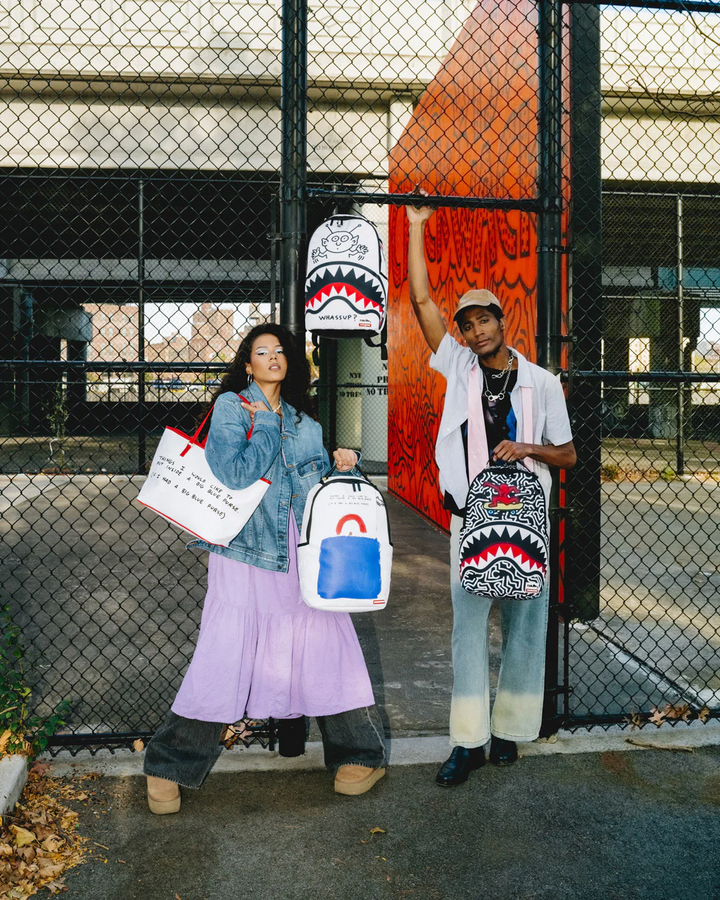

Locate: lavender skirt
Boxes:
[172,515,375,723]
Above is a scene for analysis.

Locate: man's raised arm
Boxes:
[406,205,447,354]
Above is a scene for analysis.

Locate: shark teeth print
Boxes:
[305,265,386,311]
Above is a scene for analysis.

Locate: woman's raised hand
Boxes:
[240,400,270,423]
[333,448,358,472]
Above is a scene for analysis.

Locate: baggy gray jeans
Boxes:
[144,705,387,788]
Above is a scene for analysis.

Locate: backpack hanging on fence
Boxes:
[297,468,392,612]
[459,460,549,601]
[305,214,388,355]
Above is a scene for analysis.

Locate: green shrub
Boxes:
[0,606,70,757]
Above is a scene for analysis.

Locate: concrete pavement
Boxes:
[57,744,720,900]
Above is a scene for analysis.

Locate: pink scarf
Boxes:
[467,360,534,483]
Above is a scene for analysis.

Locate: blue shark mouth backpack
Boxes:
[459,461,548,600]
[298,469,392,613]
[305,214,387,342]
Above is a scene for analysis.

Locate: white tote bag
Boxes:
[136,397,270,547]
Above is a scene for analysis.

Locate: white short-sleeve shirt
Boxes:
[429,333,573,510]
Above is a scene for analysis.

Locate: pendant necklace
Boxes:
[481,350,514,403]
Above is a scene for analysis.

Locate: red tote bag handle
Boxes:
[180,394,254,457]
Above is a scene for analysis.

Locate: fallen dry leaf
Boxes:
[623,711,643,731]
[37,860,65,879]
[220,723,254,749]
[698,707,711,723]
[0,730,12,753]
[41,835,64,853]
[133,739,145,752]
[663,703,690,721]
[9,825,36,848]
[29,762,51,777]
[33,823,57,841]
[648,707,666,727]
[360,826,387,844]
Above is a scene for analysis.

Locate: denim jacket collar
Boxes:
[244,380,298,434]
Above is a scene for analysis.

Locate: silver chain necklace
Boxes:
[481,350,514,403]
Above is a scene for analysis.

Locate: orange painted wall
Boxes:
[388,0,551,529]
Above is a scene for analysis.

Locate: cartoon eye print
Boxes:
[322,231,358,252]
[311,223,369,262]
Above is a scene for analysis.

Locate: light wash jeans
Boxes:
[449,515,550,748]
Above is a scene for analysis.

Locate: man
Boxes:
[406,204,576,786]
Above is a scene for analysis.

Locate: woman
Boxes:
[144,324,387,813]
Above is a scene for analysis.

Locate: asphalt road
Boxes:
[60,746,720,900]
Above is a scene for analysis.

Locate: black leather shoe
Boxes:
[435,746,485,786]
[276,716,307,757]
[489,736,518,766]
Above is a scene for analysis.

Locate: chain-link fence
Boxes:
[0,2,288,751]
[565,3,720,730]
[1,0,719,751]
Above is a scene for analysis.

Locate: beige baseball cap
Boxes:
[453,289,504,322]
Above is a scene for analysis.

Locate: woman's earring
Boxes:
[247,372,254,384]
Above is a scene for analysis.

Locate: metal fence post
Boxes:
[676,194,685,476]
[537,0,563,376]
[280,0,308,342]
[137,178,146,475]
[537,0,565,735]
[566,4,602,623]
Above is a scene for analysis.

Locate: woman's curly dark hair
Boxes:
[209,323,315,423]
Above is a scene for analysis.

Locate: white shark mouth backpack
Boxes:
[459,460,549,600]
[305,214,388,343]
[298,469,392,613]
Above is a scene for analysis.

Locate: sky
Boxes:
[144,302,272,343]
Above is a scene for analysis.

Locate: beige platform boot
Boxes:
[146,775,181,814]
[334,765,386,796]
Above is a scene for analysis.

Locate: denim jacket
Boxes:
[187,380,330,572]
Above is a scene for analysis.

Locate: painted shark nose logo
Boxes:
[482,483,523,511]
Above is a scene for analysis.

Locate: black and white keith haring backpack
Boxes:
[305,214,388,352]
[459,460,549,601]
